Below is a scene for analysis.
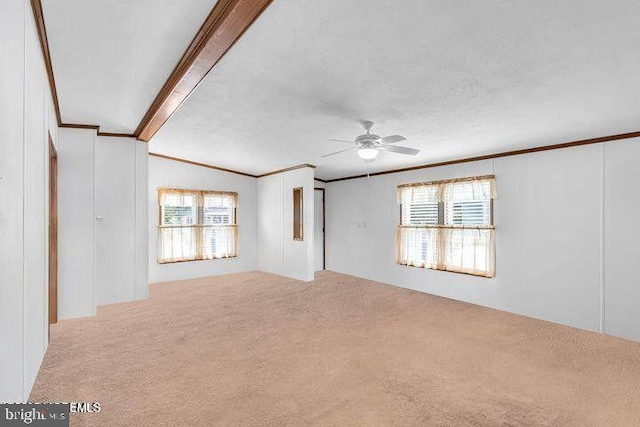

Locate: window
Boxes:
[158,189,238,263]
[396,175,496,277]
[293,187,303,240]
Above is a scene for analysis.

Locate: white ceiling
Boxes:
[42,0,218,133]
[43,0,640,179]
[148,0,640,180]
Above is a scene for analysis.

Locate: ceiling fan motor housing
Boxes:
[322,120,417,159]
[355,133,381,146]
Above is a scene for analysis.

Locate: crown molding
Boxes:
[30,0,61,126]
[59,123,99,130]
[30,0,640,180]
[149,152,257,178]
[97,132,137,138]
[149,152,316,180]
[324,131,640,183]
[31,1,138,139]
[59,123,136,138]
[257,164,316,178]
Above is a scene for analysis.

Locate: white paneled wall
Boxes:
[0,0,59,401]
[24,4,48,393]
[58,132,149,317]
[95,137,149,305]
[148,161,315,283]
[58,128,97,319]
[258,174,284,275]
[148,156,258,283]
[326,139,640,340]
[603,139,640,341]
[96,138,135,305]
[283,168,315,281]
[314,189,325,271]
[135,143,149,299]
[258,167,315,281]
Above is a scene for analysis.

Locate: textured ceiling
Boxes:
[42,0,218,133]
[149,0,640,180]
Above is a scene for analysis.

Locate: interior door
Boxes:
[314,189,325,271]
[95,139,137,305]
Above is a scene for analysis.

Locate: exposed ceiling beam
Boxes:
[31,0,273,141]
[135,0,275,142]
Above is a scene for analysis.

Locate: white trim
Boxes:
[599,143,606,334]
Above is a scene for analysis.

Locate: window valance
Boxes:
[158,188,238,207]
[157,188,238,263]
[397,175,496,204]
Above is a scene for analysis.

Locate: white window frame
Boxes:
[157,188,238,264]
[397,175,496,278]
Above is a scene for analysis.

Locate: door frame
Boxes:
[49,133,58,326]
[314,188,325,270]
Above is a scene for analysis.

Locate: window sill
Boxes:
[158,255,238,265]
[397,262,494,279]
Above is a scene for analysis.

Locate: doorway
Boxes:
[49,135,58,325]
[314,188,325,271]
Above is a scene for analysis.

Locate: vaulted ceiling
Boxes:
[43,0,640,179]
[42,0,218,134]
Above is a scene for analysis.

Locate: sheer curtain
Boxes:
[158,190,198,263]
[159,226,198,263]
[201,191,238,260]
[158,189,238,263]
[201,226,238,260]
[397,176,496,278]
[440,227,495,277]
[397,226,439,269]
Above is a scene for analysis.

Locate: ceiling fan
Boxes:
[323,121,419,162]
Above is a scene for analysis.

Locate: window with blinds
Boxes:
[397,175,496,277]
[158,189,238,263]
[402,201,439,225]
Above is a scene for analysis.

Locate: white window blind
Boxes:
[397,175,496,277]
[444,200,491,226]
[402,201,439,226]
[158,189,238,263]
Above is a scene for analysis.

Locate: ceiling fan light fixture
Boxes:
[357,148,379,160]
[323,121,416,161]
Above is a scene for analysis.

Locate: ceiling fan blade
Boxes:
[379,134,407,144]
[382,145,419,155]
[328,139,355,144]
[321,147,357,158]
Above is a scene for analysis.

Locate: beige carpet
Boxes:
[32,271,640,426]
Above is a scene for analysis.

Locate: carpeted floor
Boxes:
[31,271,640,426]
